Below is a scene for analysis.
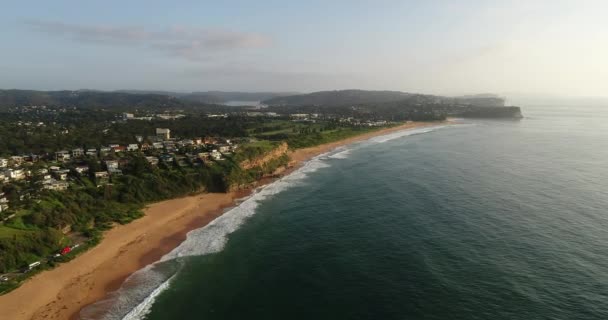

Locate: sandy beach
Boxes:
[0,120,440,320]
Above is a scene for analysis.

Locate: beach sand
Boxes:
[0,120,440,320]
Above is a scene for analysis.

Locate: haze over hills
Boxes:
[0,88,519,118]
[263,90,506,107]
[117,90,297,104]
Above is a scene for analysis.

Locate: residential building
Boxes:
[72,148,84,157]
[145,156,159,166]
[105,160,119,170]
[108,168,123,176]
[100,147,112,156]
[0,192,8,212]
[94,171,109,179]
[0,158,7,168]
[55,151,71,162]
[156,128,171,140]
[75,166,89,174]
[6,169,25,181]
[86,149,98,157]
[43,180,69,191]
[127,144,139,152]
[10,156,24,166]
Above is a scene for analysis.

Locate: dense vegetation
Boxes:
[0,148,290,276]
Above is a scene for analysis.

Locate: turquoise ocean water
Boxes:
[82,104,608,320]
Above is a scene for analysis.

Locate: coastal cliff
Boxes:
[458,106,523,119]
[240,142,289,170]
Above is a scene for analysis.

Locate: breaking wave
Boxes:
[369,125,448,143]
[79,123,449,320]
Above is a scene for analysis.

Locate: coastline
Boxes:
[0,120,442,320]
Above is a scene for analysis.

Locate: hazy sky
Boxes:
[1,0,607,96]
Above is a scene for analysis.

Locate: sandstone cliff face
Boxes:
[240,142,289,170]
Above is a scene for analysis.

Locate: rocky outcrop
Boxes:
[459,106,523,119]
[240,142,289,170]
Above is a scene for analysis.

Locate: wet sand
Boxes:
[0,120,441,320]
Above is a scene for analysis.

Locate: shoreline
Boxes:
[0,120,443,320]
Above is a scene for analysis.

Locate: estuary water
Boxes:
[84,104,608,320]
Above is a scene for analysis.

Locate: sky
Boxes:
[1,0,607,97]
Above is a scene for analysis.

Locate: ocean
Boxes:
[82,104,608,320]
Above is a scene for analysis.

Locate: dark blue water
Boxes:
[136,105,608,320]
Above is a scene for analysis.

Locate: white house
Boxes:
[105,160,119,170]
[72,148,84,157]
[55,151,71,162]
[75,166,89,174]
[6,169,25,181]
[127,144,139,152]
[86,149,98,157]
[0,158,7,168]
[156,128,171,140]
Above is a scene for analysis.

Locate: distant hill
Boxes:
[0,89,186,110]
[263,90,506,107]
[118,90,296,104]
[0,89,298,111]
[263,90,415,106]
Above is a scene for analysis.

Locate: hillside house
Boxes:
[86,149,98,157]
[10,156,24,166]
[105,160,119,170]
[6,169,25,181]
[72,148,84,157]
[0,158,7,168]
[156,128,171,140]
[145,156,159,166]
[55,151,71,162]
[75,166,89,174]
[100,147,112,156]
[127,144,139,152]
[0,195,8,213]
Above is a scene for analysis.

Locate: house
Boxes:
[94,171,109,179]
[210,150,223,160]
[53,169,69,181]
[55,151,71,162]
[135,135,144,143]
[6,169,25,181]
[75,166,89,174]
[140,143,152,151]
[108,168,122,176]
[0,172,6,183]
[0,158,7,168]
[159,154,173,163]
[218,145,231,153]
[156,128,171,140]
[72,148,84,157]
[112,145,126,153]
[105,160,119,170]
[43,180,69,191]
[0,193,8,212]
[127,144,139,152]
[10,156,24,166]
[123,113,135,120]
[86,149,98,157]
[145,156,159,166]
[100,147,112,156]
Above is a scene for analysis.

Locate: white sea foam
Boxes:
[369,125,448,143]
[162,154,331,260]
[327,147,351,159]
[83,123,449,320]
